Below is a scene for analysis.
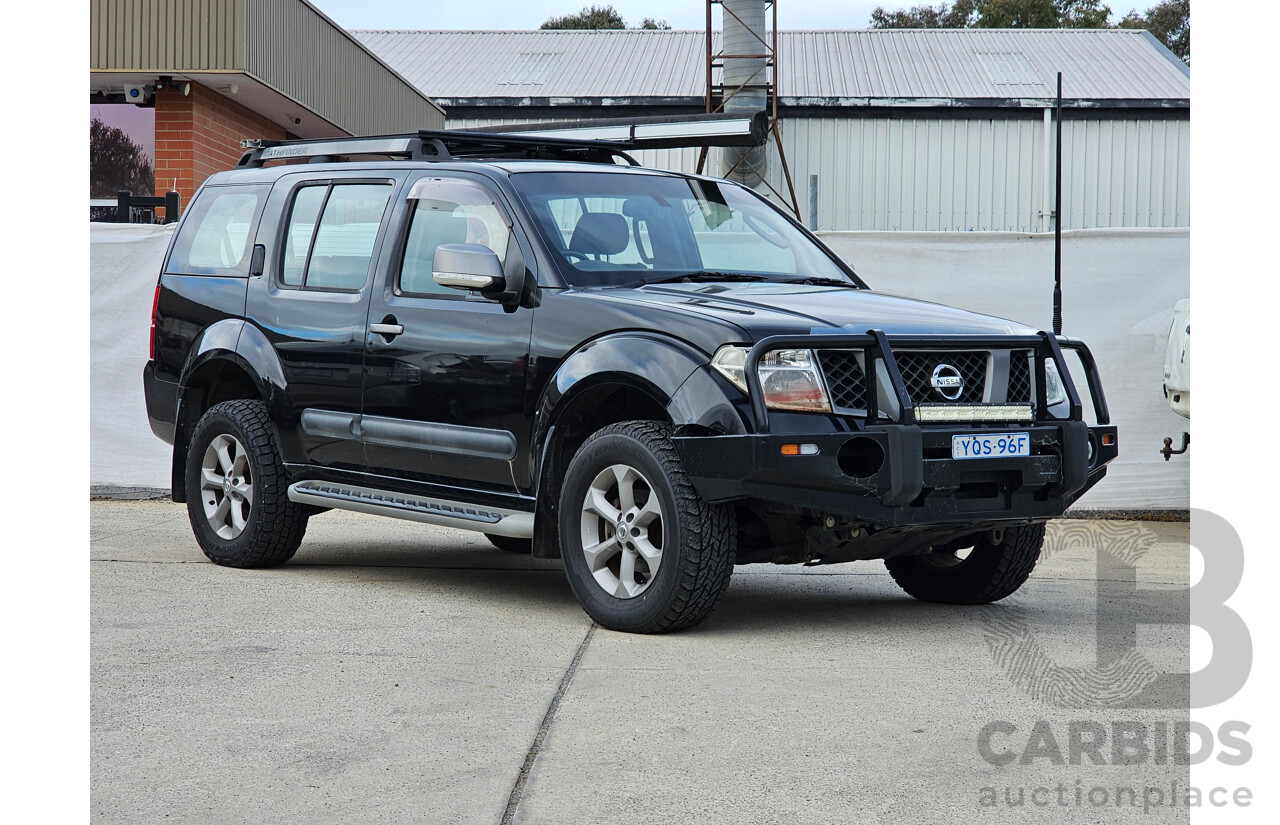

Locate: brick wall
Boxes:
[154,82,287,205]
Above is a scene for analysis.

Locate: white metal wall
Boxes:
[446,114,1190,232]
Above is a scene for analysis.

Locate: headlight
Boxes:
[711,346,832,413]
[1044,360,1068,407]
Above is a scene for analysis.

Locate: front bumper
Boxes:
[674,422,1117,527]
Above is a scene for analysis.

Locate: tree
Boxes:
[1119,1,1189,64]
[90,117,154,198]
[540,5,669,30]
[869,0,1188,58]
[870,1,976,28]
[541,5,625,29]
[870,1,1115,30]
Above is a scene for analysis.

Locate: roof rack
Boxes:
[235,111,767,169]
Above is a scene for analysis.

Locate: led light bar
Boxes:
[914,404,1035,423]
[479,111,769,150]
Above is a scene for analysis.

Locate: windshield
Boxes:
[509,171,862,288]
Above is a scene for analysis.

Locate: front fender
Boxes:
[530,333,706,479]
[536,332,706,428]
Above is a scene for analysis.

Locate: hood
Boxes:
[590,282,1039,340]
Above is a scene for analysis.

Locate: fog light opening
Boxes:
[837,437,885,478]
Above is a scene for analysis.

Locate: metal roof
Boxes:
[353,28,1189,108]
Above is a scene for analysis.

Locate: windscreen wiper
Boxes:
[783,276,861,289]
[640,272,773,285]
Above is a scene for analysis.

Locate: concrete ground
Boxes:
[92,501,1191,824]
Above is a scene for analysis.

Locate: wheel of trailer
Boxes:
[559,421,735,633]
[485,534,533,554]
[184,399,307,568]
[883,523,1046,604]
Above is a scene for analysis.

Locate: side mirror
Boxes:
[433,244,506,293]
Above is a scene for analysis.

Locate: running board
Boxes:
[287,481,534,538]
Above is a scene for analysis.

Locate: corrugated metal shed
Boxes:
[354,28,1189,107]
[360,27,1190,233]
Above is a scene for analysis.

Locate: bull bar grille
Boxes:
[816,350,868,411]
[895,351,987,404]
[1007,351,1033,403]
[817,349,997,412]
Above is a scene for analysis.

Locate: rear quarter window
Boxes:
[166,185,270,276]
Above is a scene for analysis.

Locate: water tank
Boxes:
[720,0,768,188]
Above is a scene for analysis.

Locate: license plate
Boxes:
[952,432,1030,460]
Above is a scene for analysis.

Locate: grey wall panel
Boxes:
[775,116,1188,232]
[244,0,443,135]
[91,0,244,71]
[91,0,443,134]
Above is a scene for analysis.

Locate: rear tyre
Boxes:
[884,523,1045,604]
[559,421,735,634]
[184,399,307,568]
[485,534,533,554]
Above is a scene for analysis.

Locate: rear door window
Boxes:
[280,182,394,291]
[166,185,270,276]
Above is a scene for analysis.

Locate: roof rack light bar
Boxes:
[471,111,769,150]
[233,111,768,169]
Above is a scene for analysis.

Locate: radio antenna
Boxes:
[1053,72,1064,336]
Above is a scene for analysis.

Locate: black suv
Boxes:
[143,129,1117,633]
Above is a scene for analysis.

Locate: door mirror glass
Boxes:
[433,243,506,292]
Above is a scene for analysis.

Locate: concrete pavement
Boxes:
[92,501,1191,824]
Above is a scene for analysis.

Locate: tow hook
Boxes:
[823,515,864,540]
[990,528,1005,546]
[1160,432,1190,461]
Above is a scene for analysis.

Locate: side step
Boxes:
[287,481,534,538]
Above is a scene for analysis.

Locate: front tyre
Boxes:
[884,523,1045,604]
[559,422,735,634]
[184,399,307,568]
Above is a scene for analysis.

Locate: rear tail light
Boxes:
[149,284,161,361]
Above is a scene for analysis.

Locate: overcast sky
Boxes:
[308,0,889,30]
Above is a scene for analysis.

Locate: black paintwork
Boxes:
[143,157,1115,536]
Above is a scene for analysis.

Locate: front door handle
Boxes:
[370,315,404,340]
